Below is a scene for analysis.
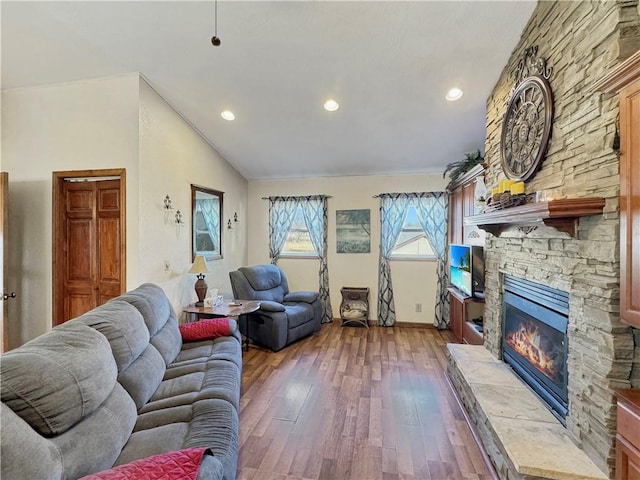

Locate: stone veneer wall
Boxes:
[480,1,640,476]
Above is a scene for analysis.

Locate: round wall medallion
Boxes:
[501,75,553,181]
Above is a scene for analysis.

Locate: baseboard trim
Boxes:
[331,318,437,328]
[445,372,499,480]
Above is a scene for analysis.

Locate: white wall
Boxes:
[138,78,248,315]
[1,74,140,346]
[248,173,448,324]
[1,74,249,347]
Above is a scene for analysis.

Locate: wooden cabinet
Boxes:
[594,51,640,327]
[620,70,640,325]
[448,164,486,343]
[448,287,485,345]
[449,164,486,246]
[616,389,640,480]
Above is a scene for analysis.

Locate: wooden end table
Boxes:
[183,300,261,352]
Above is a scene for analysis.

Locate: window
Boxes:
[390,205,435,259]
[281,205,318,257]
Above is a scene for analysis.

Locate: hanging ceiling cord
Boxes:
[211,0,221,46]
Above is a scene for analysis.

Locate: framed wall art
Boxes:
[336,209,370,253]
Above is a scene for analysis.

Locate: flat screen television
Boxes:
[449,244,485,298]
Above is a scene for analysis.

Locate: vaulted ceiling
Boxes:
[2,1,536,180]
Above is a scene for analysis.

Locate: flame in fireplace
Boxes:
[505,319,559,381]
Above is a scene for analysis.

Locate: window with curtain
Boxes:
[390,205,436,259]
[377,192,449,328]
[268,195,333,323]
[281,205,318,257]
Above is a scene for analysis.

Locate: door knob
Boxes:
[2,292,16,301]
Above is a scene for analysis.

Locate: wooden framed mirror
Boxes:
[191,184,223,261]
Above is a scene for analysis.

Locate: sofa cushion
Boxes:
[119,398,238,480]
[51,383,138,479]
[0,322,117,436]
[140,359,241,413]
[75,301,149,372]
[0,403,63,480]
[170,336,242,371]
[117,283,182,365]
[284,290,319,303]
[283,303,315,329]
[118,344,166,410]
[240,264,283,291]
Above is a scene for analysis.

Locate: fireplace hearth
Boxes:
[502,275,569,423]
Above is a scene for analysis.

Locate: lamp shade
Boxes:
[188,255,209,275]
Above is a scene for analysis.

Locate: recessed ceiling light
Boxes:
[220,110,235,121]
[446,88,463,102]
[324,99,339,112]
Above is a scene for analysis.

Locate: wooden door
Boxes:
[0,172,10,353]
[53,170,125,326]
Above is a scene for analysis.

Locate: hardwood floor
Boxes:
[238,321,494,480]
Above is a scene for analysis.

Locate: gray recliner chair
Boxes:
[229,264,322,352]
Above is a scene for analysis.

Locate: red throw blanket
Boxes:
[80,448,209,480]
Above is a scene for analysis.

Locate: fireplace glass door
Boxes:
[502,276,569,422]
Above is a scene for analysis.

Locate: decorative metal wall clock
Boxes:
[501,46,554,182]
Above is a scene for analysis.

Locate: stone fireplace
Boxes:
[446,1,640,478]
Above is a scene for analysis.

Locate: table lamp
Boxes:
[188,255,209,306]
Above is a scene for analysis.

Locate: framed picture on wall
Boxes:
[336,209,370,253]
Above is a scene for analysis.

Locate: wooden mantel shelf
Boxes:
[464,197,605,237]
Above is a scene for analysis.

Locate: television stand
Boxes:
[447,286,485,345]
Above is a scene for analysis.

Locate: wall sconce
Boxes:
[163,195,174,225]
[174,210,184,238]
[227,212,239,229]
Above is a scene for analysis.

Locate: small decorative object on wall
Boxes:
[163,195,173,225]
[336,209,370,253]
[174,209,184,238]
[501,45,554,182]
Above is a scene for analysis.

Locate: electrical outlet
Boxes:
[415,303,422,313]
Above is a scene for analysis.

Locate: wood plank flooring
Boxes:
[238,321,494,480]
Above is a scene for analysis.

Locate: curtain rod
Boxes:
[373,191,447,198]
[261,195,332,200]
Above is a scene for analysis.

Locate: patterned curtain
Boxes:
[197,198,220,253]
[414,192,449,329]
[268,197,299,263]
[300,196,333,323]
[377,194,411,326]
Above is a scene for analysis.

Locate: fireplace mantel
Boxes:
[464,197,605,237]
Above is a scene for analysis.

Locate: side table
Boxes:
[340,287,369,328]
[183,300,260,352]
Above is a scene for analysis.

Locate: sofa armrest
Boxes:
[258,301,286,312]
[284,291,319,304]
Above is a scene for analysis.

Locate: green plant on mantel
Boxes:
[443,150,485,190]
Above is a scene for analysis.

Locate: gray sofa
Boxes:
[0,283,241,480]
[229,264,322,352]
